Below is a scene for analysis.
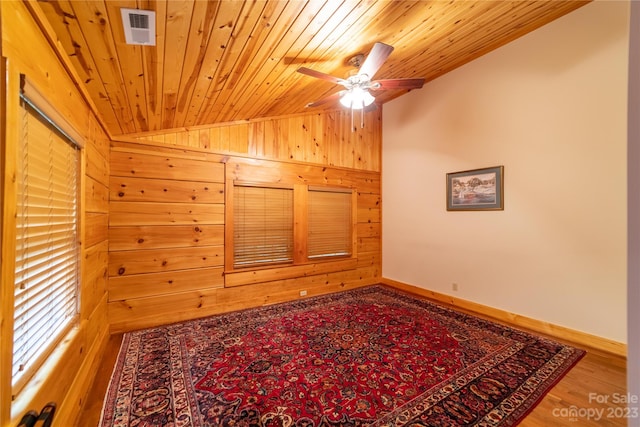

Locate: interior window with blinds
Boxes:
[233,185,294,268]
[308,188,353,259]
[12,96,80,394]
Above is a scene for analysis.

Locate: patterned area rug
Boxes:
[100,285,584,426]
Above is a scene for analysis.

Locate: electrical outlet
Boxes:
[299,290,307,297]
[452,283,459,292]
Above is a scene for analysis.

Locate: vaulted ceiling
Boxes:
[37,0,588,137]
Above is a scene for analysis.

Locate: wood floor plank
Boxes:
[81,334,123,427]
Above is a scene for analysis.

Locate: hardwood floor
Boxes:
[80,331,627,427]
[520,349,627,427]
[81,334,123,427]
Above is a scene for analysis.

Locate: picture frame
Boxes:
[446,166,504,211]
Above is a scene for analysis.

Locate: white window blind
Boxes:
[308,188,352,259]
[12,95,80,394]
[233,185,293,268]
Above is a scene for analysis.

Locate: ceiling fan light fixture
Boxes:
[339,87,375,110]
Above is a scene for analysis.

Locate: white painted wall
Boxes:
[382,1,629,343]
[627,0,639,421]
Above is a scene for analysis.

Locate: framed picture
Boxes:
[446,166,504,211]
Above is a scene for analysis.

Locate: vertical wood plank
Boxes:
[224,166,235,272]
[162,0,195,128]
[0,58,19,426]
[139,0,166,132]
[248,121,261,157]
[293,184,308,264]
[176,131,189,147]
[219,126,230,152]
[198,128,210,150]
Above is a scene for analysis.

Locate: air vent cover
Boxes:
[121,8,156,46]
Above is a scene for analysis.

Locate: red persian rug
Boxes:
[100,285,584,426]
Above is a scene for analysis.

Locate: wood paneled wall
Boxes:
[1,4,381,425]
[129,109,382,172]
[108,144,225,330]
[0,2,110,426]
[108,134,381,333]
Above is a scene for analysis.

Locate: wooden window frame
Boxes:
[224,180,358,287]
[231,182,295,269]
[8,76,82,397]
[307,186,357,261]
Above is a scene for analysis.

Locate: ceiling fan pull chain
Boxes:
[351,104,354,131]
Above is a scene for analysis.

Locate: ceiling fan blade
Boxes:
[371,78,425,90]
[306,90,346,108]
[298,67,347,85]
[358,42,394,80]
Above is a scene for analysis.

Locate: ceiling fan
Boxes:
[297,42,425,127]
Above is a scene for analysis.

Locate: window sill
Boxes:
[224,257,358,287]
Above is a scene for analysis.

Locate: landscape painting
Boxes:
[447,166,504,211]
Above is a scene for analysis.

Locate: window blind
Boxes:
[12,97,80,394]
[233,185,294,268]
[308,188,352,259]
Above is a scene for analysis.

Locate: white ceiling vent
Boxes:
[121,8,156,46]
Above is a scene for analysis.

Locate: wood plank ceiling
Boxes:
[37,0,588,137]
